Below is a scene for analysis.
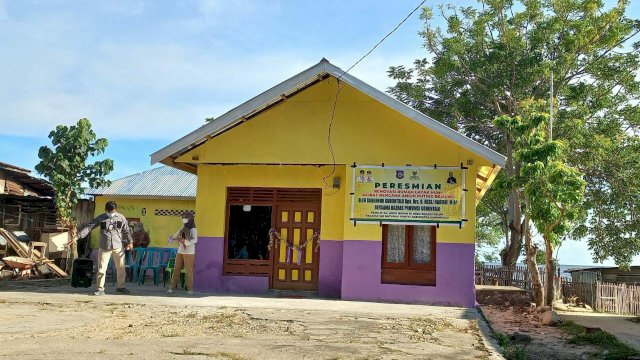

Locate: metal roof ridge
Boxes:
[150,58,506,167]
[86,166,196,197]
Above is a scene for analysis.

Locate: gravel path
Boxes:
[0,284,500,359]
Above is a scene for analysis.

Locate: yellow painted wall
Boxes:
[181,77,491,244]
[90,196,195,248]
[196,165,346,240]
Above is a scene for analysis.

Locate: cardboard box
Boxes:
[40,232,69,255]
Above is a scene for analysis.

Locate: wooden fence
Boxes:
[476,264,640,315]
[561,277,596,307]
[475,264,546,290]
[596,282,640,316]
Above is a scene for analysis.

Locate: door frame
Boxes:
[223,187,322,290]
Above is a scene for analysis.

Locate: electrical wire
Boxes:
[322,0,427,187]
[337,0,427,82]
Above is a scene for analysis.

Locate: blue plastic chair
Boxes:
[138,248,162,285]
[126,248,145,283]
[157,248,174,272]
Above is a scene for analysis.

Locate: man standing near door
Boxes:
[76,201,133,295]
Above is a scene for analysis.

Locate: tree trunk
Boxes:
[64,220,78,274]
[523,207,544,306]
[501,214,524,266]
[544,235,555,307]
[500,136,523,266]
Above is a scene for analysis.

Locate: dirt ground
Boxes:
[482,305,606,360]
[0,283,501,360]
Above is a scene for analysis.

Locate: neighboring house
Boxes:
[151,59,505,307]
[86,166,196,248]
[0,162,57,235]
[567,266,640,285]
[0,162,96,261]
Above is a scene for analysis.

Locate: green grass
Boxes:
[493,332,529,360]
[559,321,639,360]
[494,332,510,348]
[503,345,528,360]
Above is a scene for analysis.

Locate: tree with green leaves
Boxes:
[496,112,585,305]
[388,0,640,267]
[35,119,113,267]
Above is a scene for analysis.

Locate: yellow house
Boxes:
[151,59,504,306]
[86,166,196,249]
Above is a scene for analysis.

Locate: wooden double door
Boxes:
[271,203,321,291]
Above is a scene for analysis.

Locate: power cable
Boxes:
[322,0,427,187]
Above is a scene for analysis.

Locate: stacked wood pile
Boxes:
[0,227,67,279]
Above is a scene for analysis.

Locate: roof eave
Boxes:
[152,59,506,168]
[150,60,331,165]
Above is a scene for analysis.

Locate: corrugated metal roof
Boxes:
[87,166,196,198]
[150,59,505,167]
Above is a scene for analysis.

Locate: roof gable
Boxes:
[151,59,505,170]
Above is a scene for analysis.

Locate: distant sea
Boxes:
[483,262,611,278]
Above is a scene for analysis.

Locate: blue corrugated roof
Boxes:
[87,166,196,198]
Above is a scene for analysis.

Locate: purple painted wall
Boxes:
[194,236,475,307]
[340,240,476,307]
[194,236,269,293]
[318,240,343,298]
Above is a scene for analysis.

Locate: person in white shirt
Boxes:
[167,212,197,295]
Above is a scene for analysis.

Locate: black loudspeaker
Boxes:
[71,258,94,288]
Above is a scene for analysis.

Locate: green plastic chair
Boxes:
[162,258,186,289]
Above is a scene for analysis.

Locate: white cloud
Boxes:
[0,39,321,140]
[0,48,424,141]
[0,0,422,142]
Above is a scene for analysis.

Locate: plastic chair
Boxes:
[138,248,162,285]
[162,257,186,289]
[125,248,144,283]
[157,248,174,273]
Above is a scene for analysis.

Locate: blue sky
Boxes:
[1,0,638,266]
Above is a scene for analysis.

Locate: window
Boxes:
[382,224,436,286]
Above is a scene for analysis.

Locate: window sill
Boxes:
[223,259,271,276]
[381,268,436,286]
